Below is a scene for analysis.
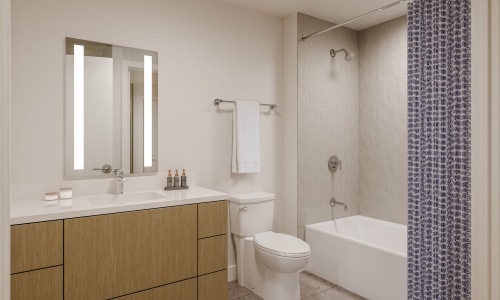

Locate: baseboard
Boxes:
[228,264,237,282]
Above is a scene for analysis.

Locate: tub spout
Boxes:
[330,197,348,211]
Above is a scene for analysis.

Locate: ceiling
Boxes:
[219,0,408,30]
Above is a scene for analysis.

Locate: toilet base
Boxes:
[233,235,302,300]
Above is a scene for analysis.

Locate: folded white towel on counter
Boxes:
[232,100,260,174]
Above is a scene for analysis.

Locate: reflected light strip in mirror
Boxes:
[74,44,84,170]
[144,55,153,167]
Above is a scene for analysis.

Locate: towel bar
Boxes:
[214,98,277,110]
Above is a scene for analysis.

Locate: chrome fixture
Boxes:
[93,164,113,173]
[330,49,355,61]
[328,155,342,173]
[214,98,277,110]
[330,197,348,211]
[113,169,126,194]
[301,0,408,41]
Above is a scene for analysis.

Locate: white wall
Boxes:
[471,0,500,298]
[1,0,10,297]
[491,0,500,296]
[11,0,284,280]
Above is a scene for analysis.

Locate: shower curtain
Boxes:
[407,0,471,299]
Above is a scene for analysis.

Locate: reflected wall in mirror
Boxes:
[65,38,158,179]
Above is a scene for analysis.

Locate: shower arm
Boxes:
[301,0,408,41]
[330,49,348,58]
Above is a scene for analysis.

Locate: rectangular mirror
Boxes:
[65,38,158,179]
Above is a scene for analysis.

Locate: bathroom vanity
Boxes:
[10,187,228,300]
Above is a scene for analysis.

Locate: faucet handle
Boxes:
[328,156,342,173]
[93,164,113,173]
[113,169,125,178]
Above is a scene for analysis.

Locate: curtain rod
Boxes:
[301,0,408,41]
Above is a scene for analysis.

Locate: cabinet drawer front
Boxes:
[64,205,197,300]
[11,266,63,300]
[198,270,228,300]
[11,221,63,274]
[198,235,228,275]
[198,201,227,238]
[115,278,197,300]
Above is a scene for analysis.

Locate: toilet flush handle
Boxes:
[239,206,248,212]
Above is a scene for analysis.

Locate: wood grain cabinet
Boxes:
[11,200,229,299]
[11,221,63,300]
[198,270,228,300]
[198,201,228,238]
[198,234,228,275]
[64,204,198,299]
[11,220,63,274]
[198,201,228,298]
[114,278,197,300]
[11,266,63,300]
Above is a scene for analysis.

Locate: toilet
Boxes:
[229,192,311,300]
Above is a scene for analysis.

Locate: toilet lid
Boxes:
[254,232,311,258]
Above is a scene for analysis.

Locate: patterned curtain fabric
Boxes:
[407,0,471,299]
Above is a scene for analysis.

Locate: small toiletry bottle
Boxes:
[167,170,173,188]
[174,169,180,187]
[181,169,187,187]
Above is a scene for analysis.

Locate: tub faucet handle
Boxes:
[328,156,342,173]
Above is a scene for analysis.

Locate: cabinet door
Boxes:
[198,201,227,238]
[114,278,197,300]
[64,205,197,299]
[198,270,228,300]
[11,266,63,300]
[11,220,63,274]
[198,235,228,275]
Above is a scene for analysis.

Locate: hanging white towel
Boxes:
[232,100,260,174]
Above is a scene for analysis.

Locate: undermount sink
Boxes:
[88,191,166,205]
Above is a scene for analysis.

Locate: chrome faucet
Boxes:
[113,169,126,194]
[330,197,348,211]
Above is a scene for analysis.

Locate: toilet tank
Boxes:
[229,192,275,237]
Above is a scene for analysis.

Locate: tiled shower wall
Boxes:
[296,14,408,237]
[358,16,408,224]
[297,13,359,239]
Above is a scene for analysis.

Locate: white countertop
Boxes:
[11,186,228,225]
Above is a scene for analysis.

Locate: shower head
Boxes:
[345,52,356,61]
[330,49,355,61]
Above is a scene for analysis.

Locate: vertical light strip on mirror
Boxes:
[74,44,84,170]
[144,55,153,167]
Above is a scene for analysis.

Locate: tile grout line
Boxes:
[229,272,363,300]
[301,286,337,300]
[300,273,339,299]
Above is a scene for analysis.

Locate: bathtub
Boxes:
[305,215,407,300]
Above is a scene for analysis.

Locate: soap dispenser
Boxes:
[166,170,173,188]
[174,169,180,187]
[181,169,187,187]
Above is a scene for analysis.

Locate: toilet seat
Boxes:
[254,232,311,258]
